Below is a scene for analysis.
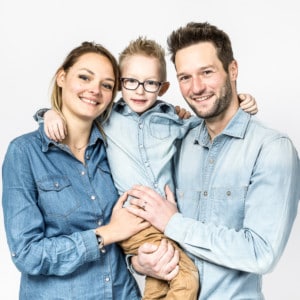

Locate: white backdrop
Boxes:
[1,0,299,299]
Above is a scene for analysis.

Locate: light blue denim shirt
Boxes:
[2,124,141,300]
[104,99,201,198]
[166,109,300,300]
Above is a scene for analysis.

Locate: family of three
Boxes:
[2,21,300,300]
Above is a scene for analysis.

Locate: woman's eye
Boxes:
[79,74,89,81]
[101,83,113,91]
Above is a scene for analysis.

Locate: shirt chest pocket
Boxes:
[149,116,171,140]
[37,176,80,217]
[211,186,248,229]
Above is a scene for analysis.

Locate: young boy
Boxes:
[38,37,257,299]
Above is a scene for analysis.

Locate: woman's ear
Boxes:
[158,81,170,96]
[56,69,66,87]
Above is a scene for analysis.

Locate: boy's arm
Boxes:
[238,93,258,114]
[34,109,67,142]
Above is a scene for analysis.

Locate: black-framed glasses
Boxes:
[120,77,163,93]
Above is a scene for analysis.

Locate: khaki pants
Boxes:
[120,226,200,300]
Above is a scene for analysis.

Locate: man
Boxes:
[128,22,300,299]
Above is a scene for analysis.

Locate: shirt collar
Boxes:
[39,122,105,152]
[194,109,251,146]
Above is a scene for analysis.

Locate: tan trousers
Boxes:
[120,226,200,300]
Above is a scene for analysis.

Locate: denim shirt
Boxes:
[2,124,141,300]
[104,99,201,197]
[166,109,300,300]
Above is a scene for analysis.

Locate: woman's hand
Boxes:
[44,110,67,142]
[95,193,150,245]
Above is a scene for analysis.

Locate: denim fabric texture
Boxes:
[2,124,141,300]
[104,98,201,198]
[166,108,300,300]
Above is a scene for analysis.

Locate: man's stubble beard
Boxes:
[186,77,233,120]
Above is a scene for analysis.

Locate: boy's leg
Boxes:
[167,244,199,300]
[120,227,170,299]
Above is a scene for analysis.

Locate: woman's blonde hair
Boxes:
[50,41,119,134]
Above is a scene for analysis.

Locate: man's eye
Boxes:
[178,75,190,82]
[203,70,214,76]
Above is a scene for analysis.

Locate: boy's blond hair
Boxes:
[119,36,167,81]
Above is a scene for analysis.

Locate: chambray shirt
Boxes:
[165,109,300,299]
[104,99,200,198]
[2,124,141,300]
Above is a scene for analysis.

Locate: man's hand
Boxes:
[127,185,178,232]
[132,239,179,281]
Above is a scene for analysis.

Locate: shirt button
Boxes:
[97,219,102,226]
[54,182,59,188]
[139,144,144,148]
[209,159,214,164]
[226,191,231,196]
[91,195,96,200]
[81,171,85,176]
[105,277,110,282]
[11,252,16,257]
[203,191,208,196]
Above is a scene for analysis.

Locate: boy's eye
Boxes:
[145,80,159,87]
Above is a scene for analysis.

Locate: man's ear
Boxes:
[229,60,238,81]
[158,81,170,96]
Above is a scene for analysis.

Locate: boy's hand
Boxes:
[44,110,67,142]
[238,93,258,115]
[175,105,192,119]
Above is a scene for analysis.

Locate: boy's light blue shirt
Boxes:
[2,124,141,300]
[104,98,201,197]
[166,108,300,299]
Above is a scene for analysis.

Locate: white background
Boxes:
[1,0,299,299]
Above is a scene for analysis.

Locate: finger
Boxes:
[238,93,246,101]
[46,126,59,142]
[139,242,159,254]
[57,122,66,140]
[183,111,191,119]
[164,185,176,204]
[115,192,128,209]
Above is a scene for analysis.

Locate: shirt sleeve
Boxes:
[2,141,101,276]
[32,108,50,123]
[165,136,300,274]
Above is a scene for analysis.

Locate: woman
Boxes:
[2,41,149,299]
